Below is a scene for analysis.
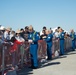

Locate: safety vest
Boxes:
[60,32,64,39]
[32,31,36,40]
[71,33,75,40]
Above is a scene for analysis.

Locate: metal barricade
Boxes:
[2,44,5,75]
[64,37,72,51]
[0,43,11,75]
[0,42,26,75]
[38,40,47,60]
[0,44,2,71]
[0,37,73,75]
[52,38,60,58]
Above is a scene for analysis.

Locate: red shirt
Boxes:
[10,40,22,53]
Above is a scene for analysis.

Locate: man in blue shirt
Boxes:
[28,25,40,69]
[45,30,53,60]
[70,29,76,51]
[59,28,65,55]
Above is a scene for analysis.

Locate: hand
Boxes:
[28,40,33,43]
[42,36,46,39]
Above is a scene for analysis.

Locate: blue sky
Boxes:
[0,0,76,32]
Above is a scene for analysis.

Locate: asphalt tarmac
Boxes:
[17,50,76,75]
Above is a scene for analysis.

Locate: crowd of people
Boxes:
[0,25,76,70]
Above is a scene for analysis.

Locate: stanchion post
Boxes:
[2,44,5,75]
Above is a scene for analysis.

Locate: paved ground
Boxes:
[17,50,76,75]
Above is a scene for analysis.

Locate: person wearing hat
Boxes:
[0,25,5,32]
[0,26,5,43]
[28,25,40,69]
[15,29,25,42]
[44,29,53,60]
[59,28,65,55]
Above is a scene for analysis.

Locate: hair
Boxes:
[20,28,24,31]
[25,26,28,29]
[11,37,16,43]
[57,26,61,29]
[43,26,46,29]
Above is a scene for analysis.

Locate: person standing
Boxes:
[28,25,40,69]
[3,27,11,41]
[59,28,65,55]
[15,29,25,42]
[70,29,76,51]
[23,26,29,41]
[45,30,53,60]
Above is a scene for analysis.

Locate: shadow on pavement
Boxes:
[17,67,33,75]
[39,61,60,68]
[58,55,67,58]
[64,50,76,55]
[17,51,76,75]
[51,55,67,61]
[17,61,60,75]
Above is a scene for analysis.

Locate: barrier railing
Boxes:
[64,37,72,51]
[0,37,73,75]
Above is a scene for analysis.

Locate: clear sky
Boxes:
[0,0,76,32]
